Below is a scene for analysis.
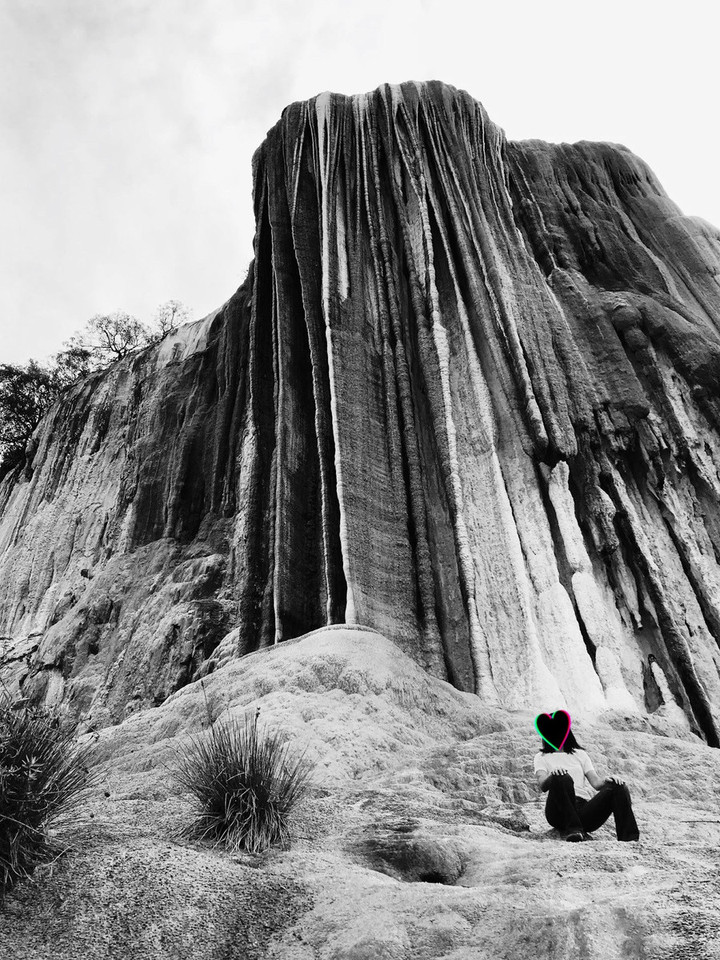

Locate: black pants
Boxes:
[545,773,640,840]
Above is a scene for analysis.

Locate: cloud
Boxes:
[0,0,717,363]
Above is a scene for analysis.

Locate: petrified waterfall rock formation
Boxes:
[2,81,720,742]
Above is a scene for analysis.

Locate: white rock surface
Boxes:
[2,628,719,960]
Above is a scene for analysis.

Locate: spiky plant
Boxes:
[172,711,315,854]
[0,699,97,895]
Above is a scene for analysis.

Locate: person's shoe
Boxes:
[582,832,595,841]
[563,830,584,842]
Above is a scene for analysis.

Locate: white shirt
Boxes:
[533,749,597,799]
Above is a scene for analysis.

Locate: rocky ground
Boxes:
[2,626,720,959]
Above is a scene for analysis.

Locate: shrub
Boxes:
[0,699,96,896]
[172,711,315,854]
[0,361,64,479]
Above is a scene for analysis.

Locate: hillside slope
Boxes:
[2,628,719,960]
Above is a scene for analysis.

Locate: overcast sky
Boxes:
[1,0,718,365]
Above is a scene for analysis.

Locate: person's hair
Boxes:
[540,730,582,754]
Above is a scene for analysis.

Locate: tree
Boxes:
[68,311,152,367]
[53,343,97,382]
[0,361,63,477]
[0,300,192,480]
[152,300,190,338]
[59,302,191,373]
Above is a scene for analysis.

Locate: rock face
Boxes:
[2,81,720,742]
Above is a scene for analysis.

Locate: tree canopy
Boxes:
[0,301,191,478]
[0,362,62,478]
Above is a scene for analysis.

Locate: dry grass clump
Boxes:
[173,711,315,854]
[0,699,97,896]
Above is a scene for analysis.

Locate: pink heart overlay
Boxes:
[534,710,572,752]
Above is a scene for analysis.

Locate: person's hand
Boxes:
[551,768,570,777]
[605,776,625,786]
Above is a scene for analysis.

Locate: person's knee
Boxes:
[549,773,574,788]
[608,781,630,796]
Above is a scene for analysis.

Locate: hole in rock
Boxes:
[355,832,465,886]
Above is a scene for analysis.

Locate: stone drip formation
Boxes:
[2,82,720,742]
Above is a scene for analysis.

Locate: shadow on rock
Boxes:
[351,819,468,885]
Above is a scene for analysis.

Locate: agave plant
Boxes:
[173,710,314,854]
[0,699,97,895]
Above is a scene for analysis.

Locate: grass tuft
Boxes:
[172,710,315,854]
[0,698,97,896]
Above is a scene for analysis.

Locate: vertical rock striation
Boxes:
[2,81,720,742]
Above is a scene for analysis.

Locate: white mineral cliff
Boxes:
[1,82,720,744]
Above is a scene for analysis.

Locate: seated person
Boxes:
[534,713,640,842]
